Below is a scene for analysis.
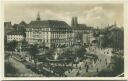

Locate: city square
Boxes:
[4,3,124,77]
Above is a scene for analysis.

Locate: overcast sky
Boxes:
[4,2,123,28]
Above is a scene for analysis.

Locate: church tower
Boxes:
[71,16,78,27]
[74,16,78,26]
[71,17,75,27]
[36,12,41,21]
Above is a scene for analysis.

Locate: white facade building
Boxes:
[7,32,24,42]
[26,13,74,47]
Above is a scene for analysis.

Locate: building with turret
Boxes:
[25,13,73,47]
[71,16,93,44]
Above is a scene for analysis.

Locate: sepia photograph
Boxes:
[4,1,124,77]
[2,80,127,81]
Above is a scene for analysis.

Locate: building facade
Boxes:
[26,13,73,47]
[7,31,24,42]
[71,16,93,44]
[6,21,26,43]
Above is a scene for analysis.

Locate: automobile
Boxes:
[25,64,31,69]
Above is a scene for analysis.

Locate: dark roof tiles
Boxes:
[73,24,91,30]
[28,20,71,29]
[7,31,24,35]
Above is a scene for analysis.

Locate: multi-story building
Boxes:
[71,16,93,44]
[26,13,73,47]
[4,22,14,43]
[6,21,26,43]
[71,17,93,34]
[7,31,24,42]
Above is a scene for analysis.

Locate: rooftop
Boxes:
[73,24,92,30]
[7,31,24,35]
[4,22,12,28]
[28,20,71,29]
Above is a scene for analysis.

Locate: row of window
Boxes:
[7,37,23,41]
[27,28,72,32]
[51,35,72,39]
[7,35,23,37]
[26,33,72,38]
[27,31,72,35]
[50,39,73,43]
[27,38,73,43]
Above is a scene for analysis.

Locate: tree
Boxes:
[109,55,124,75]
[21,39,28,51]
[6,40,18,52]
[28,44,39,68]
[76,46,86,58]
[98,55,124,77]
[100,27,124,50]
[59,48,74,60]
[39,41,46,49]
[5,40,18,62]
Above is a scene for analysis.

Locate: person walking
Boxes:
[97,68,98,72]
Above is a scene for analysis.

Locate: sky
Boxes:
[4,2,123,28]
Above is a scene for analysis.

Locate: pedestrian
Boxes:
[76,63,77,67]
[105,58,107,62]
[97,68,98,72]
[76,71,80,76]
[68,70,70,73]
[79,66,81,70]
[106,61,107,65]
[85,63,87,67]
[86,65,89,72]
